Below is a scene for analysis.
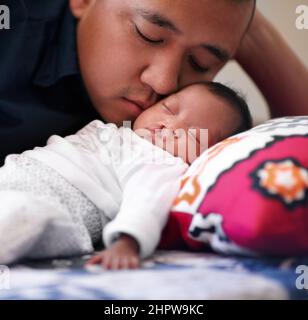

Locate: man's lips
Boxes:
[124,96,157,110]
[120,98,144,117]
[122,98,145,110]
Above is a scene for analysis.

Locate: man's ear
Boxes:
[69,0,95,19]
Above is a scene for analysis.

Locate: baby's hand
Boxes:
[85,234,140,270]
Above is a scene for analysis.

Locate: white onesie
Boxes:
[0,120,188,264]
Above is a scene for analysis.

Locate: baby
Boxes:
[0,82,251,269]
[133,81,252,164]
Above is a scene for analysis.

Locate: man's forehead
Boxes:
[129,0,253,57]
[129,0,253,26]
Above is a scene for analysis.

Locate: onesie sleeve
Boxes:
[103,128,188,259]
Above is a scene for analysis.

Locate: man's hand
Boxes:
[86,234,140,270]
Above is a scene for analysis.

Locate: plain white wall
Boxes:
[215,0,308,125]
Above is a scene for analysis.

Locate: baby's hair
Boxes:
[195,81,253,136]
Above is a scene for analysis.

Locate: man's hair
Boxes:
[202,81,253,137]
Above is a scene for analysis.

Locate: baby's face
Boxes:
[133,84,238,164]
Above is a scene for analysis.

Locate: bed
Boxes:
[1,118,308,300]
[0,250,307,300]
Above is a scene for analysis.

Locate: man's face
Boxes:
[71,0,253,126]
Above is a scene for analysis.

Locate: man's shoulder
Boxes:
[20,0,69,21]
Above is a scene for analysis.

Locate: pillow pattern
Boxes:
[159,116,308,256]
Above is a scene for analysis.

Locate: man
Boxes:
[0,0,307,165]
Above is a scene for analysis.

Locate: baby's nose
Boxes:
[158,128,181,139]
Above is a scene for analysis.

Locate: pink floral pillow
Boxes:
[159,117,308,256]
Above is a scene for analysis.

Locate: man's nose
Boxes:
[140,52,182,96]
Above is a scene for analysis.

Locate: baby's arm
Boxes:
[86,128,188,269]
[86,234,140,269]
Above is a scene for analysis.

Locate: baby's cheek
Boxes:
[161,135,191,163]
[151,133,201,164]
[162,137,177,157]
[186,138,201,164]
[134,128,153,144]
[170,136,191,163]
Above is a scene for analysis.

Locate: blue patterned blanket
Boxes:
[0,250,307,300]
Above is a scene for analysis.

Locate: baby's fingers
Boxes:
[106,255,140,270]
[85,255,101,265]
[114,256,140,269]
[127,256,140,269]
[85,252,140,270]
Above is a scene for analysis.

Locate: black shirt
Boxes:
[0,0,99,165]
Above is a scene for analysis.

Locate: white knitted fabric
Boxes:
[0,154,107,265]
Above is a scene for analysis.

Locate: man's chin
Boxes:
[103,99,143,125]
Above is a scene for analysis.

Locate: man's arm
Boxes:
[236,10,308,118]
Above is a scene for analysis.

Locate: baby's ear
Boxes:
[69,0,95,19]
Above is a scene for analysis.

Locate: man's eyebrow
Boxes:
[201,44,230,62]
[135,8,182,35]
[134,7,230,62]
